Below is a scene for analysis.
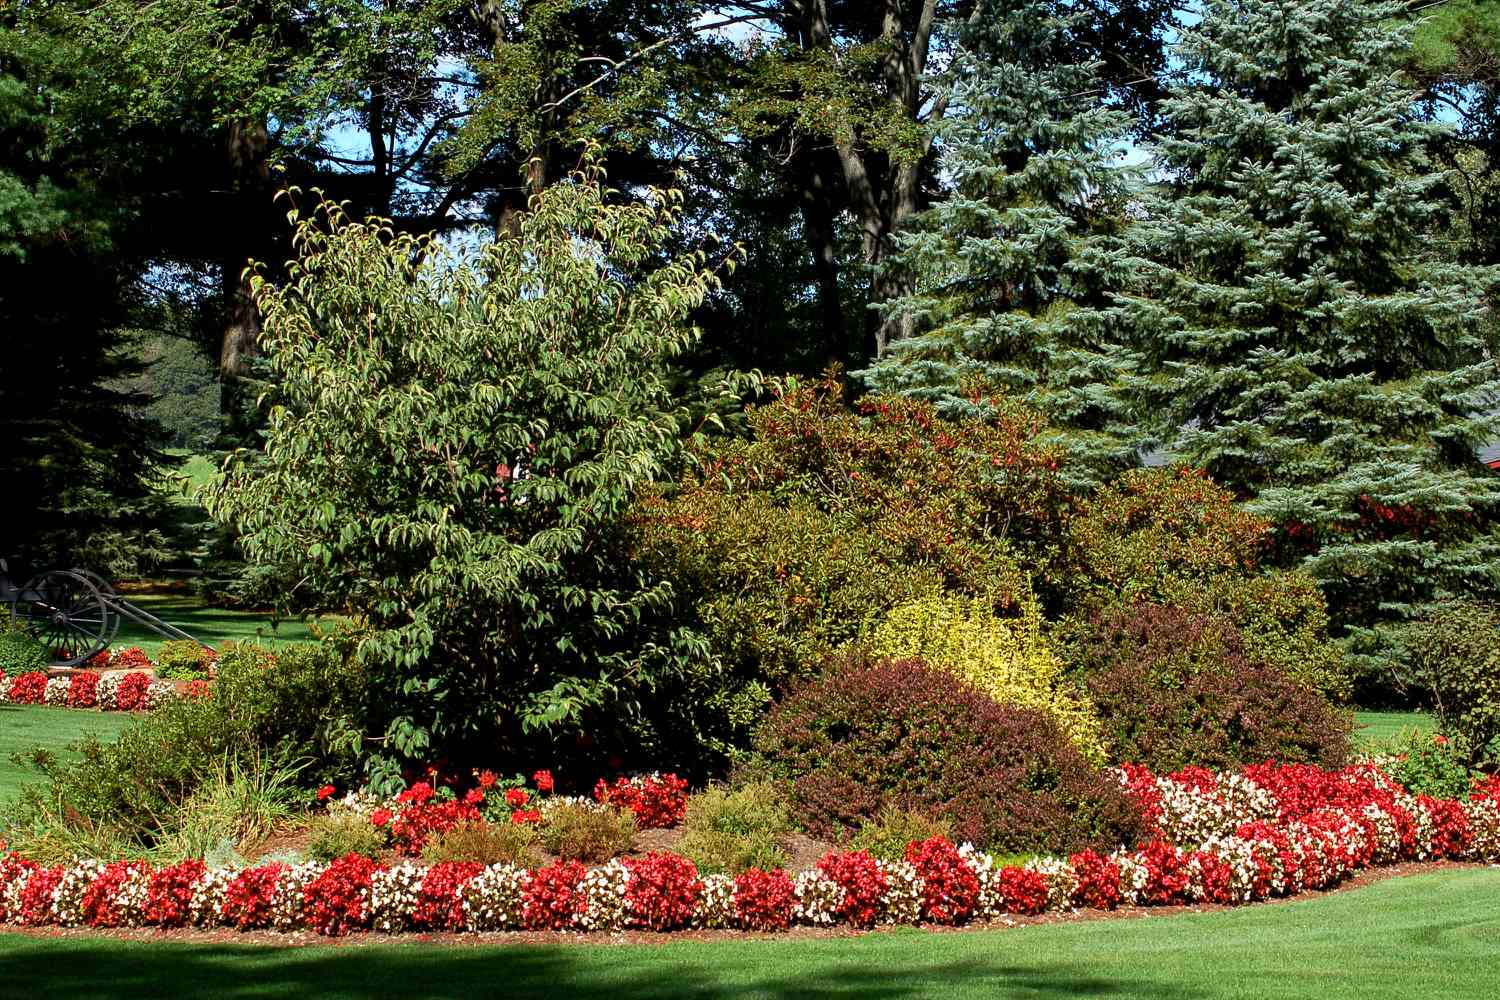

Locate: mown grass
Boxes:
[0,868,1493,999]
[0,704,131,804]
[109,593,325,659]
[1353,710,1432,749]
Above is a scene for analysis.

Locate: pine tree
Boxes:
[1117,0,1500,677]
[859,0,1144,481]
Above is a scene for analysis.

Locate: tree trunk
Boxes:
[797,154,847,365]
[219,116,272,380]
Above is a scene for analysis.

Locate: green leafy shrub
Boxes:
[4,639,378,856]
[154,639,215,680]
[752,654,1145,854]
[308,813,389,863]
[1063,468,1350,699]
[628,376,1070,766]
[0,629,48,674]
[864,593,1103,759]
[1076,604,1352,772]
[1397,602,1500,764]
[1386,729,1476,799]
[849,806,952,862]
[676,782,790,874]
[422,821,541,867]
[205,161,747,784]
[541,803,637,863]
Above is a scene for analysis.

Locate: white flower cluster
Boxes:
[189,867,238,926]
[370,863,424,933]
[1025,856,1079,910]
[695,873,737,929]
[1152,772,1277,847]
[457,864,528,931]
[44,677,70,706]
[271,861,325,931]
[577,860,630,932]
[790,870,841,926]
[957,843,1005,919]
[49,859,106,926]
[876,859,922,924]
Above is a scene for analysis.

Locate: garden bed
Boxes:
[3,761,1496,940]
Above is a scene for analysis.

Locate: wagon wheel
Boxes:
[10,570,112,668]
[70,567,122,648]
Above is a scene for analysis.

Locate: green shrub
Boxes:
[1075,604,1352,772]
[4,638,378,856]
[676,782,790,874]
[849,805,952,862]
[752,653,1145,855]
[541,802,636,863]
[1397,602,1500,764]
[864,593,1103,759]
[0,629,48,674]
[627,376,1070,767]
[423,821,541,867]
[1063,468,1350,699]
[1386,729,1477,799]
[155,639,215,680]
[205,163,745,787]
[308,812,389,863]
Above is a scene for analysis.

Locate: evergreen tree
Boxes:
[1117,0,1500,678]
[860,0,1144,481]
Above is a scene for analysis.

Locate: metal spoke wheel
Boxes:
[10,569,115,667]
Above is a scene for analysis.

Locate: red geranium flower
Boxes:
[506,787,529,807]
[533,769,555,794]
[477,769,498,790]
[317,784,336,802]
[371,808,393,828]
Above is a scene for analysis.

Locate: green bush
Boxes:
[1063,468,1350,699]
[155,639,214,680]
[1386,729,1476,799]
[541,802,637,863]
[676,782,790,874]
[627,376,1070,767]
[0,629,49,674]
[307,813,389,863]
[1075,604,1352,772]
[849,805,952,862]
[752,653,1145,854]
[3,639,378,856]
[422,821,540,867]
[864,593,1103,759]
[1397,602,1500,764]
[205,163,746,787]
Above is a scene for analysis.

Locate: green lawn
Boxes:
[1353,710,1432,749]
[0,868,1492,999]
[109,593,326,658]
[0,704,131,804]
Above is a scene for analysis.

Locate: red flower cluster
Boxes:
[995,866,1049,915]
[523,860,587,930]
[17,865,63,925]
[624,853,702,931]
[815,850,887,928]
[145,859,206,927]
[732,867,795,931]
[66,671,100,707]
[303,853,379,936]
[1135,841,1191,905]
[112,647,151,670]
[222,863,286,929]
[85,649,112,669]
[182,679,213,701]
[904,837,979,924]
[114,671,151,711]
[1068,849,1122,910]
[414,862,483,931]
[533,770,555,794]
[592,773,689,828]
[80,860,148,928]
[6,672,46,705]
[385,782,481,854]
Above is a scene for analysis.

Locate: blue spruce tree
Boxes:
[859,0,1144,481]
[1117,0,1500,680]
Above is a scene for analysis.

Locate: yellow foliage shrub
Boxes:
[864,593,1105,761]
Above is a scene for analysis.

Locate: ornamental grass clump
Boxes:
[753,653,1145,854]
[677,782,791,875]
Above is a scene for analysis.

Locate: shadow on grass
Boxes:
[0,936,1202,1000]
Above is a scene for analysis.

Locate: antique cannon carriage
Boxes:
[1,560,204,668]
